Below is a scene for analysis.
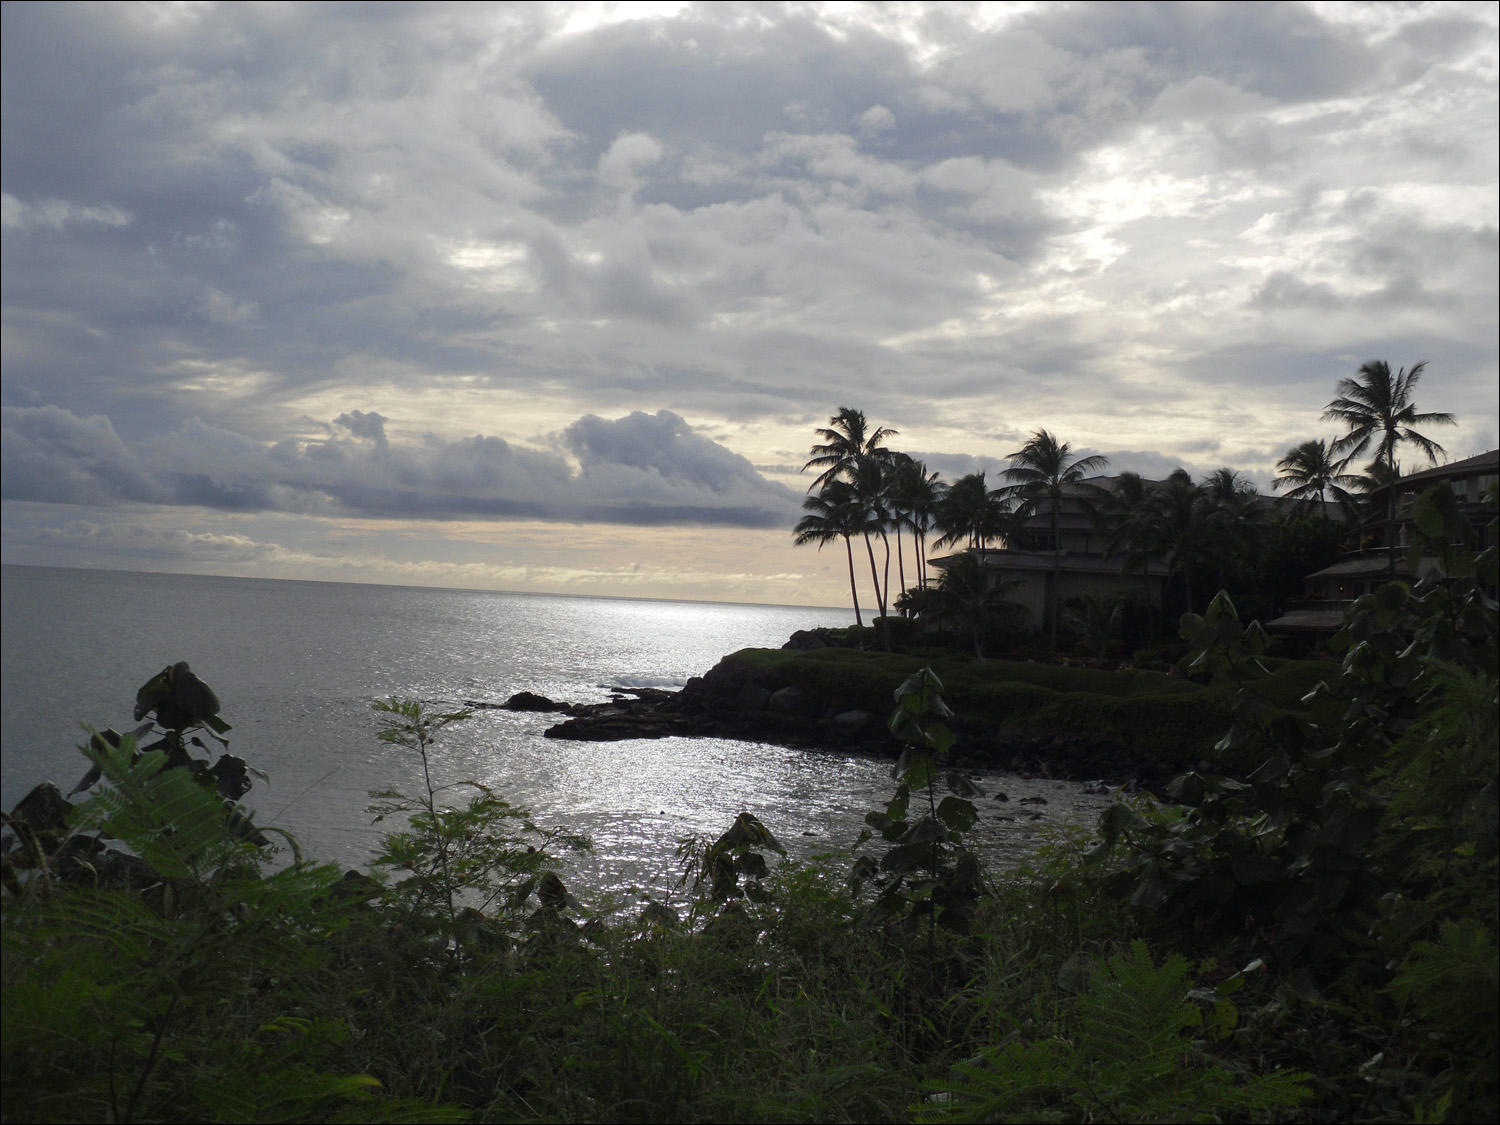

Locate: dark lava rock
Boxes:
[828,709,876,737]
[733,683,772,712]
[768,685,814,715]
[783,629,829,651]
[503,691,569,713]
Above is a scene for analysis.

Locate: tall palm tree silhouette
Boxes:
[934,473,1008,552]
[1097,470,1161,637]
[793,480,866,626]
[801,407,898,491]
[888,455,945,594]
[799,408,900,634]
[848,456,896,625]
[1323,360,1453,573]
[1273,438,1360,514]
[1002,430,1109,649]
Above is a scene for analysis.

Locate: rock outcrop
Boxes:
[540,651,1176,786]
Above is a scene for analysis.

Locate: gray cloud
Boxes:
[333,409,389,448]
[1,403,800,528]
[2,1,1496,585]
[1,193,133,230]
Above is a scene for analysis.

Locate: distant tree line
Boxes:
[793,359,1455,654]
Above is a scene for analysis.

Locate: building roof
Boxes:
[931,549,1171,577]
[1305,555,1414,580]
[1264,608,1347,632]
[1397,448,1499,487]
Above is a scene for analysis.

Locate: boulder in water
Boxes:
[503,691,567,713]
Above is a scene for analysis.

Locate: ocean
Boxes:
[1,565,1111,903]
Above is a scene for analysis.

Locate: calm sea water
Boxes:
[2,565,1110,903]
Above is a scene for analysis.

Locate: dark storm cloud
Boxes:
[564,409,777,494]
[0,403,800,528]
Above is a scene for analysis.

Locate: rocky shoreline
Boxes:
[481,644,1186,790]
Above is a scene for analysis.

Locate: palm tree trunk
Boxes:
[863,533,893,650]
[1386,488,1398,578]
[843,536,863,626]
[863,534,887,617]
[881,530,892,613]
[1049,498,1062,649]
[894,523,907,609]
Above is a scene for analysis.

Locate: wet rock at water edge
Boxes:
[827,710,876,738]
[502,691,570,713]
[768,685,814,715]
[733,683,772,712]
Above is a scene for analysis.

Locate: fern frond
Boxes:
[71,736,258,886]
[1077,941,1194,1076]
[914,1039,1073,1123]
[916,942,1311,1124]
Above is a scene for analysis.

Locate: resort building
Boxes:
[928,475,1170,636]
[1267,449,1499,636]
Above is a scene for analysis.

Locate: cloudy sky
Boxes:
[3,1,1496,605]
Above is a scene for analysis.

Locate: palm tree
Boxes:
[1096,471,1161,636]
[1001,430,1109,649]
[881,453,916,606]
[1273,439,1361,515]
[1324,361,1454,474]
[886,455,946,599]
[1199,467,1270,596]
[927,552,1022,660]
[793,481,866,626]
[934,473,1009,552]
[908,462,946,591]
[798,406,902,640]
[1065,592,1124,660]
[1141,469,1216,618]
[801,407,898,491]
[848,456,895,627]
[1323,360,1454,573]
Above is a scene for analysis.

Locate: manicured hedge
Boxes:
[719,647,1338,764]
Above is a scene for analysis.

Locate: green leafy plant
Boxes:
[1064,592,1124,660]
[1084,482,1498,1119]
[2,725,419,1123]
[1094,590,1389,967]
[675,811,786,905]
[70,662,260,805]
[851,667,987,938]
[368,698,589,957]
[915,942,1311,1123]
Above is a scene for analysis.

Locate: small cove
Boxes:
[2,564,1115,904]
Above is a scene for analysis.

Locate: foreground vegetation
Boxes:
[3,488,1495,1123]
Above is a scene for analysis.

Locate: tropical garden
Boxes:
[791,359,1464,661]
[2,358,1494,1124]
